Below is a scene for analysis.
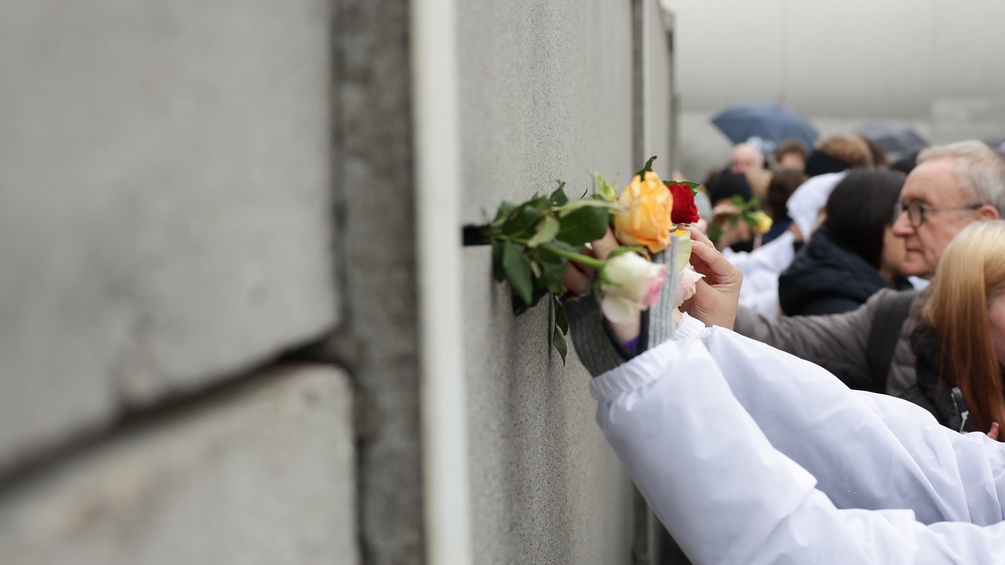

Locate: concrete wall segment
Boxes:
[0,0,337,470]
[334,0,426,563]
[459,0,636,225]
[463,247,635,564]
[0,365,357,565]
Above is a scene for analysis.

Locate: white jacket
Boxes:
[591,315,1005,564]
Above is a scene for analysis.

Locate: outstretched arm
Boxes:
[592,320,1005,563]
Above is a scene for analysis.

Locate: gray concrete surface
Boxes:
[455,2,670,562]
[0,365,356,565]
[334,1,425,563]
[463,247,635,564]
[0,0,336,472]
[459,0,635,224]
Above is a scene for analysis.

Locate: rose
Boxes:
[673,265,705,308]
[598,251,668,324]
[750,210,773,234]
[613,171,675,253]
[670,230,704,308]
[666,182,700,224]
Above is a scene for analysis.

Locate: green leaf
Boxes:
[538,257,568,293]
[595,173,618,202]
[607,246,644,260]
[530,260,542,279]
[500,202,543,239]
[557,199,620,216]
[491,201,518,227]
[502,241,534,307]
[527,215,560,248]
[552,325,568,364]
[555,206,610,246]
[491,240,506,281]
[550,182,569,206]
[635,156,658,178]
[554,297,569,334]
[513,285,548,315]
[706,223,723,244]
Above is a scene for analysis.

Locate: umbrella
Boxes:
[856,122,928,157]
[712,101,818,150]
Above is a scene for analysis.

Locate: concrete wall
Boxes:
[1,0,678,563]
[457,1,671,562]
[0,1,355,563]
[665,0,1005,180]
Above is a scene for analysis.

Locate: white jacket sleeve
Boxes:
[590,315,1005,564]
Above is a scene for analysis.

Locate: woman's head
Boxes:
[924,220,1005,432]
[765,168,806,220]
[823,169,906,276]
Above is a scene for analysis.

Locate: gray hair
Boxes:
[918,140,1005,213]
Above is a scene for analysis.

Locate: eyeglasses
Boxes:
[893,200,983,228]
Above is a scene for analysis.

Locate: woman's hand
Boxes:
[987,422,999,441]
[561,229,620,295]
[711,202,751,250]
[680,225,743,330]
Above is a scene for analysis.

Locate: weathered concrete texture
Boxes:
[0,1,336,472]
[456,2,644,562]
[335,0,425,562]
[0,365,357,565]
[458,0,636,226]
[463,248,635,564]
[641,0,675,171]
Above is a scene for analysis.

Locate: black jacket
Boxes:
[900,324,978,433]
[778,224,911,316]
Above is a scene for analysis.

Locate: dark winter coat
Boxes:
[778,224,912,316]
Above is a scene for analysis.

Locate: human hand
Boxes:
[987,422,999,441]
[560,228,643,343]
[679,225,742,329]
[711,202,751,250]
[561,229,620,296]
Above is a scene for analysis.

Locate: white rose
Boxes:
[599,252,668,324]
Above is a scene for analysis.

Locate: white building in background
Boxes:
[667,0,1005,180]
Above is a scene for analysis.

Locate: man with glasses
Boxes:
[891,143,1002,278]
[710,141,1005,397]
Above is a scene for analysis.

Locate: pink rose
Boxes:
[673,266,705,309]
[599,252,668,324]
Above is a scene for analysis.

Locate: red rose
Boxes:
[666,182,700,224]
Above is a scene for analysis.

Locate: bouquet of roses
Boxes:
[464,157,704,362]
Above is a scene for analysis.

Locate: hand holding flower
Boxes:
[678,225,743,330]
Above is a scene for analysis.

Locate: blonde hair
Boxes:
[923,220,1005,433]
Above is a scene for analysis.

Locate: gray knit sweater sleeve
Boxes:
[561,237,684,377]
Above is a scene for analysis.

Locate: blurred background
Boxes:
[672,0,1005,179]
[1,1,1003,564]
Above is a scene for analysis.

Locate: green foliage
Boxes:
[475,160,676,364]
[477,178,623,363]
[635,155,657,178]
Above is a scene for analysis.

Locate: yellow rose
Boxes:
[613,171,674,253]
[751,211,773,235]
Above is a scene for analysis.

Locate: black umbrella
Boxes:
[856,122,928,157]
[712,101,818,150]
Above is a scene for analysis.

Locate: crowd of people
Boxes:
[560,136,1005,562]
